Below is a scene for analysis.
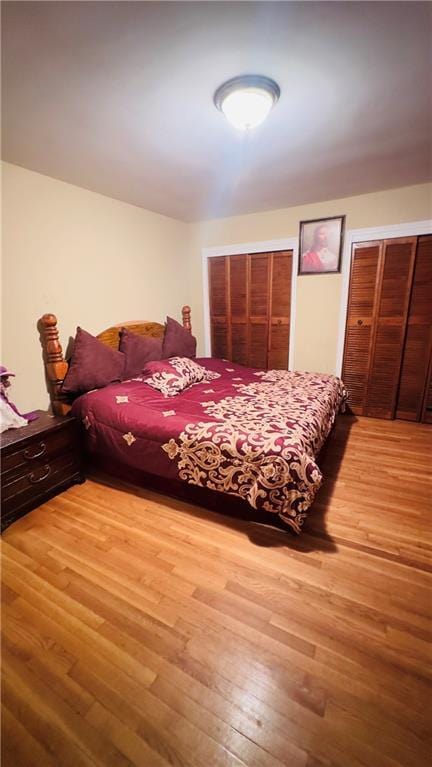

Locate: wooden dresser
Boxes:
[1,410,84,532]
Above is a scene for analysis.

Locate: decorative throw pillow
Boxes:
[119,328,162,379]
[162,316,197,359]
[143,357,220,397]
[62,327,125,395]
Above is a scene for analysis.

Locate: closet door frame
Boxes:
[202,237,298,369]
[336,219,432,377]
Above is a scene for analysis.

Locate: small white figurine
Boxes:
[0,366,28,433]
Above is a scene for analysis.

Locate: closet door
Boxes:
[342,237,417,419]
[248,253,270,368]
[230,254,248,365]
[209,256,230,359]
[341,242,382,415]
[365,238,416,419]
[208,250,292,369]
[268,251,292,369]
[396,235,432,421]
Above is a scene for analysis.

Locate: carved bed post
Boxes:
[182,305,192,333]
[40,314,71,416]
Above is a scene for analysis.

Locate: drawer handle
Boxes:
[29,465,51,484]
[24,442,46,460]
[357,319,363,326]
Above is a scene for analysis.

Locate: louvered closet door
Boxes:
[230,254,248,365]
[209,256,230,359]
[342,237,417,419]
[249,253,270,368]
[268,251,292,369]
[365,238,416,419]
[396,235,432,421]
[209,250,292,369]
[342,242,382,415]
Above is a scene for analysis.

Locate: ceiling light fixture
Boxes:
[214,75,280,131]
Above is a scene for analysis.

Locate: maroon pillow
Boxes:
[119,328,162,379]
[162,316,196,359]
[62,327,125,395]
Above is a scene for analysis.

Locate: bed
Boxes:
[39,307,346,533]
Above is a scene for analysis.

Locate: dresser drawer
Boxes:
[2,451,81,521]
[1,424,75,479]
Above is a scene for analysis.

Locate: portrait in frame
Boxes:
[298,215,345,274]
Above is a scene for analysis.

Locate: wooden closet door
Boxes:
[396,235,432,421]
[209,250,292,368]
[268,251,292,369]
[229,254,248,365]
[209,256,230,359]
[342,242,382,415]
[365,238,416,419]
[248,253,270,368]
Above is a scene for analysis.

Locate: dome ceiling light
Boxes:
[214,74,280,131]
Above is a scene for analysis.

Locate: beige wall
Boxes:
[190,183,432,372]
[1,162,193,412]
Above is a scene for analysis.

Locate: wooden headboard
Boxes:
[39,305,192,416]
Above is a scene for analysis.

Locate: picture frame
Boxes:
[298,215,345,275]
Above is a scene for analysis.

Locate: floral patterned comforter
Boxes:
[72,358,346,533]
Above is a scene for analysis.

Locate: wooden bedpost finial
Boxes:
[39,313,71,416]
[41,314,65,364]
[182,305,192,333]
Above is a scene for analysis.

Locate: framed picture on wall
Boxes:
[298,215,345,274]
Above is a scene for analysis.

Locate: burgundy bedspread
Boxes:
[72,359,346,533]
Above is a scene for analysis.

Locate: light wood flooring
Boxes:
[1,415,431,767]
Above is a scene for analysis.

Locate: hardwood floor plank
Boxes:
[2,649,103,767]
[84,701,172,767]
[2,550,105,630]
[324,699,430,767]
[152,659,310,766]
[150,675,289,767]
[1,704,57,767]
[72,659,249,767]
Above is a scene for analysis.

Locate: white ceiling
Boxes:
[2,1,431,222]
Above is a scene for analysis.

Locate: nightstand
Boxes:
[1,410,84,532]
